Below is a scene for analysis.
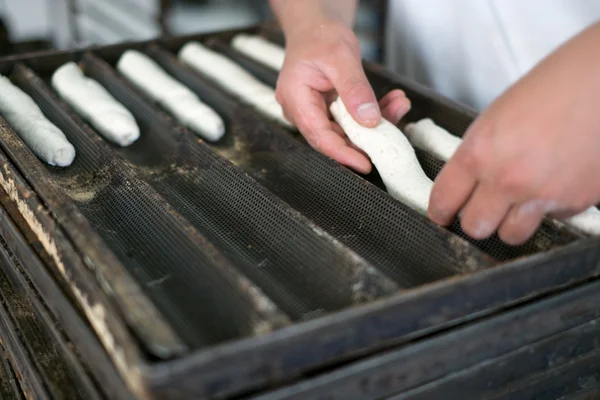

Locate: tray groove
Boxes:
[0,345,24,400]
[0,237,102,400]
[9,64,291,349]
[210,35,583,263]
[0,144,151,398]
[78,51,400,319]
[0,190,135,400]
[141,44,497,287]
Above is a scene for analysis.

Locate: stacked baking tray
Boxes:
[0,24,599,399]
[0,193,129,399]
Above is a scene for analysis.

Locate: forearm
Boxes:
[507,21,600,113]
[269,0,358,41]
[552,21,600,84]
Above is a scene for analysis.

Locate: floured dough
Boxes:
[178,42,293,128]
[0,76,75,167]
[231,34,286,71]
[405,117,600,236]
[404,118,462,161]
[564,207,600,235]
[52,62,140,147]
[117,50,225,142]
[330,96,433,214]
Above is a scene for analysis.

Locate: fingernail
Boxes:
[472,220,493,239]
[357,102,380,124]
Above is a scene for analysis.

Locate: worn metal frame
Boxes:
[0,207,107,400]
[252,276,600,399]
[0,190,134,400]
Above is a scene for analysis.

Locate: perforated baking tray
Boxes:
[0,24,598,399]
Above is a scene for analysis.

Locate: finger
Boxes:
[281,81,327,131]
[322,53,380,127]
[381,96,411,124]
[379,89,406,109]
[498,200,548,245]
[292,85,372,173]
[459,184,512,240]
[324,89,339,107]
[428,145,478,226]
[330,121,345,137]
[282,108,294,126]
[314,131,372,173]
[331,121,370,158]
[548,207,584,220]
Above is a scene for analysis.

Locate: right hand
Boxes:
[276,20,411,174]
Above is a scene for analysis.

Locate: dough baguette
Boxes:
[404,118,462,161]
[231,34,286,71]
[52,62,140,147]
[0,76,75,167]
[178,42,292,128]
[330,97,433,214]
[117,50,225,142]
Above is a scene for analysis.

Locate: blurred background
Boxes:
[0,0,387,62]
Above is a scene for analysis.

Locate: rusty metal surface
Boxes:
[562,387,600,400]
[0,190,135,400]
[0,144,152,398]
[0,257,65,400]
[0,237,101,400]
[253,278,600,400]
[0,107,188,359]
[0,25,598,400]
[144,240,600,399]
[10,63,292,346]
[83,52,399,311]
[489,350,600,400]
[0,345,23,400]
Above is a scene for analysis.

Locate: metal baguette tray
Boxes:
[0,24,598,399]
[0,191,128,400]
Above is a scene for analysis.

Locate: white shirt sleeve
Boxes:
[385,0,600,111]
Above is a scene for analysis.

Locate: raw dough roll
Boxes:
[0,76,75,167]
[178,42,293,128]
[563,207,600,235]
[231,34,286,71]
[404,118,462,161]
[405,117,600,236]
[52,62,140,147]
[330,97,433,214]
[117,50,225,142]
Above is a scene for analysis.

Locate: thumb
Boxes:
[325,56,380,127]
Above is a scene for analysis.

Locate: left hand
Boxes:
[427,22,600,245]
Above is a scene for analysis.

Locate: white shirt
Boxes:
[385,0,600,111]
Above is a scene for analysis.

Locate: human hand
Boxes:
[428,23,600,245]
[275,20,411,174]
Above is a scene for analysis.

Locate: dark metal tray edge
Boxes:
[0,191,135,400]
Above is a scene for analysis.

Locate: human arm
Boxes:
[428,21,600,244]
[269,0,410,173]
[270,0,358,34]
